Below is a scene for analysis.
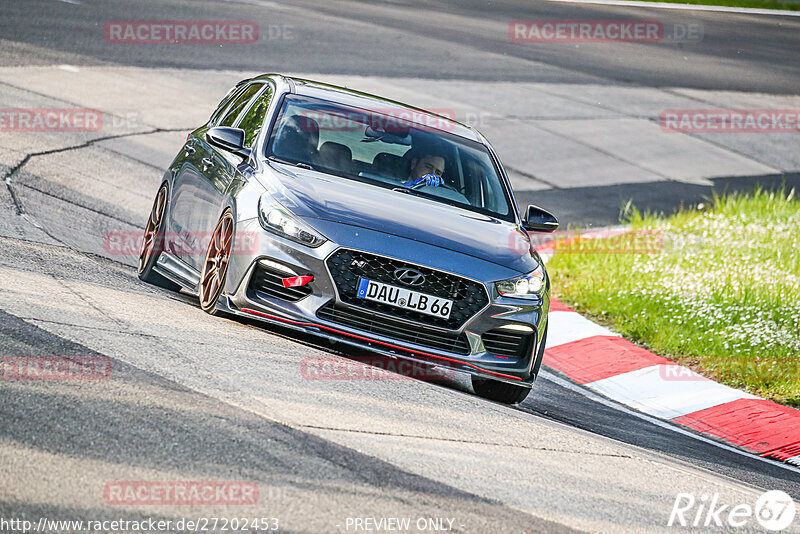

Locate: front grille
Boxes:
[317,302,471,355]
[247,263,312,302]
[482,329,534,360]
[326,249,489,329]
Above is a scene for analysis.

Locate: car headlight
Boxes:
[258,194,326,248]
[496,265,546,299]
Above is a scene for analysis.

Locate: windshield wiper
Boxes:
[268,156,316,171]
[392,186,425,198]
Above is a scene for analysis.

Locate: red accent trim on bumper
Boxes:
[282,275,314,288]
[239,307,523,382]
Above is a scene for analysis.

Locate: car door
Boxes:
[168,82,265,270]
[200,82,275,263]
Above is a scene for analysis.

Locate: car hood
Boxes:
[261,162,539,275]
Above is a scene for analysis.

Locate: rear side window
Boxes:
[237,85,274,147]
[218,83,263,127]
[209,80,251,124]
[210,89,238,124]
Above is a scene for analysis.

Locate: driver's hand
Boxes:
[405,173,442,188]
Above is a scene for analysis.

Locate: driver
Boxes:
[402,151,445,188]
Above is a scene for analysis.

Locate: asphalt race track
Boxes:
[1,0,799,532]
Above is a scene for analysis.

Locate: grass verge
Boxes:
[621,0,800,11]
[547,188,800,407]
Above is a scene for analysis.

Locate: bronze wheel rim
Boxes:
[199,212,234,311]
[138,186,167,274]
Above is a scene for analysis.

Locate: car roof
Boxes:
[252,74,481,142]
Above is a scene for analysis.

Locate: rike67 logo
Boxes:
[669,490,796,531]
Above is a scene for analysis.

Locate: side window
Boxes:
[237,85,274,147]
[210,82,246,124]
[218,83,263,127]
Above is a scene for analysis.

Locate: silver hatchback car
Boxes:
[138,74,558,404]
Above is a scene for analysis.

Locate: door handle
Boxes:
[184,145,196,155]
[202,158,215,168]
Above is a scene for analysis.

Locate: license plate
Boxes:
[356,278,452,319]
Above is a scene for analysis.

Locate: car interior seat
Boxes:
[372,152,405,178]
[272,114,319,162]
[318,141,353,173]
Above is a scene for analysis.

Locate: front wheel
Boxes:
[472,326,547,404]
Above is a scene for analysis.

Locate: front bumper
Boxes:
[223,218,549,387]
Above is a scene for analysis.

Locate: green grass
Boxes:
[547,188,800,407]
[622,0,800,10]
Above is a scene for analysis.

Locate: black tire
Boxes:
[472,325,547,404]
[472,376,531,404]
[138,184,181,291]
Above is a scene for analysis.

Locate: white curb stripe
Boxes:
[541,369,800,475]
[585,364,758,419]
[546,310,619,348]
[540,227,800,465]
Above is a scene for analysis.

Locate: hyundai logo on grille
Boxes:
[394,267,425,287]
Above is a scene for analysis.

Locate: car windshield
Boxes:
[266,94,513,220]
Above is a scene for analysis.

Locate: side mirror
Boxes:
[207,127,251,159]
[523,204,559,232]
